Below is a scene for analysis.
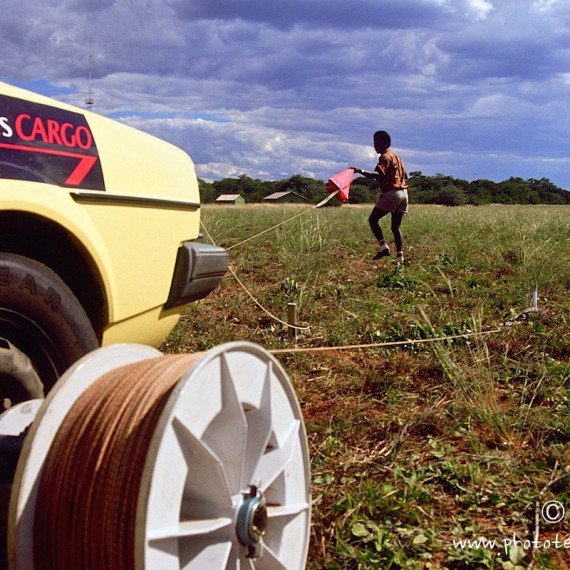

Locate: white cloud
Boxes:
[468,94,528,117]
[532,0,567,11]
[382,31,449,76]
[438,0,494,20]
[465,0,495,19]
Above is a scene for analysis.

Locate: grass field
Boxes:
[162,203,570,569]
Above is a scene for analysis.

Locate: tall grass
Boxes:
[164,204,570,568]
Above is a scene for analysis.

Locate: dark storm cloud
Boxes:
[166,0,445,30]
[439,28,570,83]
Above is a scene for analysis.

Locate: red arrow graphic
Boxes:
[0,141,99,186]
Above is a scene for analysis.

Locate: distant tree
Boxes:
[527,178,569,204]
[199,171,569,206]
[435,185,468,206]
[212,177,241,196]
[212,174,273,202]
[274,175,325,203]
[469,179,502,203]
[349,177,376,203]
[197,179,216,203]
[407,171,444,204]
[466,182,492,205]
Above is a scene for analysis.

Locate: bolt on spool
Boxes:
[236,484,268,558]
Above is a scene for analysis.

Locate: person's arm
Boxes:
[350,166,377,179]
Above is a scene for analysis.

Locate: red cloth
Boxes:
[326,168,354,202]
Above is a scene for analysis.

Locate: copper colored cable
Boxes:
[33,353,200,570]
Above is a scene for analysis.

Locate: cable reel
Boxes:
[2,342,310,569]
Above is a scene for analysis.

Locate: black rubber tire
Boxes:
[0,252,99,405]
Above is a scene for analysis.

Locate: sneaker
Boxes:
[372,248,390,260]
[396,254,404,265]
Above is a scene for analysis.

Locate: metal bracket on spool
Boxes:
[236,483,268,559]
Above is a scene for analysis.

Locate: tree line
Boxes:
[199,172,570,206]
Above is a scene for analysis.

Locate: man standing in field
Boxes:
[352,130,409,264]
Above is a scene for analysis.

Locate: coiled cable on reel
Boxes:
[33,354,197,569]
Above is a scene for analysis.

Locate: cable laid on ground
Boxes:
[201,219,311,331]
[205,191,339,328]
[269,328,504,355]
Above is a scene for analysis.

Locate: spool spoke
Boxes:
[172,416,233,517]
[256,420,301,491]
[226,550,256,570]
[241,362,273,488]
[254,544,288,570]
[229,552,256,570]
[148,517,232,541]
[267,502,310,519]
[150,539,233,569]
[263,505,311,559]
[200,353,248,495]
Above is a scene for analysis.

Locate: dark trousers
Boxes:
[368,207,405,252]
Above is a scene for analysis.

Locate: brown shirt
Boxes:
[375,148,408,192]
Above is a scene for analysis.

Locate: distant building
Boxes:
[216,194,245,205]
[263,191,307,204]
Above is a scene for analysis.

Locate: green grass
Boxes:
[162,203,570,569]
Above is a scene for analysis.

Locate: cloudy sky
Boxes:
[2,0,570,189]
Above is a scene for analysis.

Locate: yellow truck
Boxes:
[0,83,311,570]
[0,81,228,405]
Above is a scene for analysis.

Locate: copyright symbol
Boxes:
[542,500,565,524]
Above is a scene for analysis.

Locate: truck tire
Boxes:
[0,252,99,406]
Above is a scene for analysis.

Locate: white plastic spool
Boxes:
[0,400,42,437]
[8,342,311,569]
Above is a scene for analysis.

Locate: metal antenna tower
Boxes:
[85,49,95,108]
